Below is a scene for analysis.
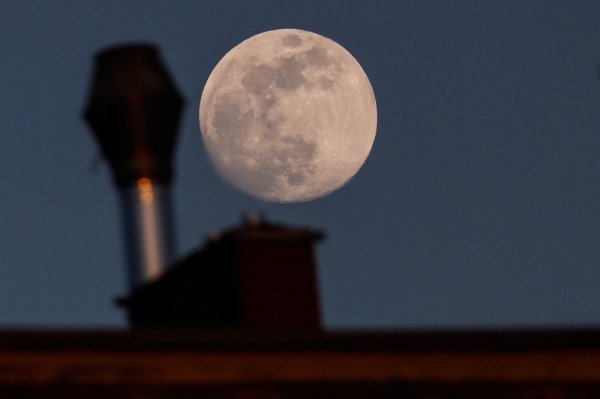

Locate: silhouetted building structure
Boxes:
[119,213,323,330]
[83,44,325,331]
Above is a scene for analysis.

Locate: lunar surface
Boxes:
[199,29,377,202]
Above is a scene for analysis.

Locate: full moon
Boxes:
[199,29,377,202]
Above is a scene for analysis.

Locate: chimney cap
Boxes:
[83,43,184,186]
[95,43,158,61]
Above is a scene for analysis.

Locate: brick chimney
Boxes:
[118,213,323,330]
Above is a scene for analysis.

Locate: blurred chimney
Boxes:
[118,214,324,330]
[83,44,184,290]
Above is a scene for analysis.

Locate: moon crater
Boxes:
[200,29,377,202]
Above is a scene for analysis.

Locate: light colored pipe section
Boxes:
[119,178,175,289]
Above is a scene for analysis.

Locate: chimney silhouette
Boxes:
[83,44,184,290]
[118,212,324,330]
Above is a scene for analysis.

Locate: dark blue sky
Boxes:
[2,1,600,328]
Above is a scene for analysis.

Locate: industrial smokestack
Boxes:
[83,44,184,289]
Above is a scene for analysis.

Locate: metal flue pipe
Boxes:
[83,44,184,290]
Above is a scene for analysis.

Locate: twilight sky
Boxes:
[1,0,600,329]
